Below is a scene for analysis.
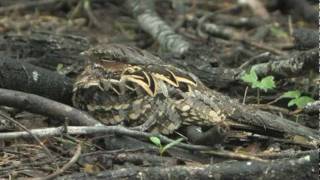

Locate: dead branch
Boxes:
[57,151,318,180]
[0,58,73,104]
[303,101,320,115]
[230,104,320,142]
[125,0,191,55]
[0,125,212,151]
[0,89,101,126]
[248,48,318,78]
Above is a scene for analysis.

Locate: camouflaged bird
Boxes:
[73,44,233,141]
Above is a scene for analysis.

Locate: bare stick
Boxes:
[125,0,191,55]
[0,88,102,126]
[0,126,212,151]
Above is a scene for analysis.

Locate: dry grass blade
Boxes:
[34,143,82,180]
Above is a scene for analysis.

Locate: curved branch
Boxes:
[0,88,101,126]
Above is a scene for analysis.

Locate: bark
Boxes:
[303,101,320,115]
[293,28,318,50]
[125,0,191,55]
[57,150,318,180]
[0,57,73,103]
[0,89,101,126]
[250,48,318,78]
[2,31,89,71]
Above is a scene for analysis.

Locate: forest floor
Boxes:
[0,0,318,179]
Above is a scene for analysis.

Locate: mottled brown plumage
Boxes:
[73,44,231,137]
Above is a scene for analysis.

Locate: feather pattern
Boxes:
[73,44,227,135]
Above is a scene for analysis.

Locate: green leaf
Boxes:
[288,99,297,107]
[150,136,161,147]
[295,96,315,109]
[56,63,64,72]
[270,26,288,38]
[241,68,258,87]
[251,81,260,89]
[257,76,276,92]
[249,68,258,81]
[281,90,301,99]
[161,138,184,154]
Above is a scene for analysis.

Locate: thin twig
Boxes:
[201,150,268,162]
[239,52,271,70]
[243,40,286,56]
[251,104,290,115]
[0,126,213,151]
[36,143,82,180]
[242,86,249,105]
[83,0,102,29]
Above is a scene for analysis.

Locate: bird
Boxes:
[73,43,230,144]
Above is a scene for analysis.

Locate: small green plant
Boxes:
[269,26,288,39]
[241,68,276,104]
[56,63,64,75]
[149,136,183,156]
[280,90,315,109]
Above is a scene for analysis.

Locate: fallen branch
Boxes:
[0,88,101,126]
[125,0,191,55]
[0,58,73,104]
[230,104,320,142]
[57,151,318,180]
[303,101,320,115]
[0,126,211,151]
[247,48,318,78]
